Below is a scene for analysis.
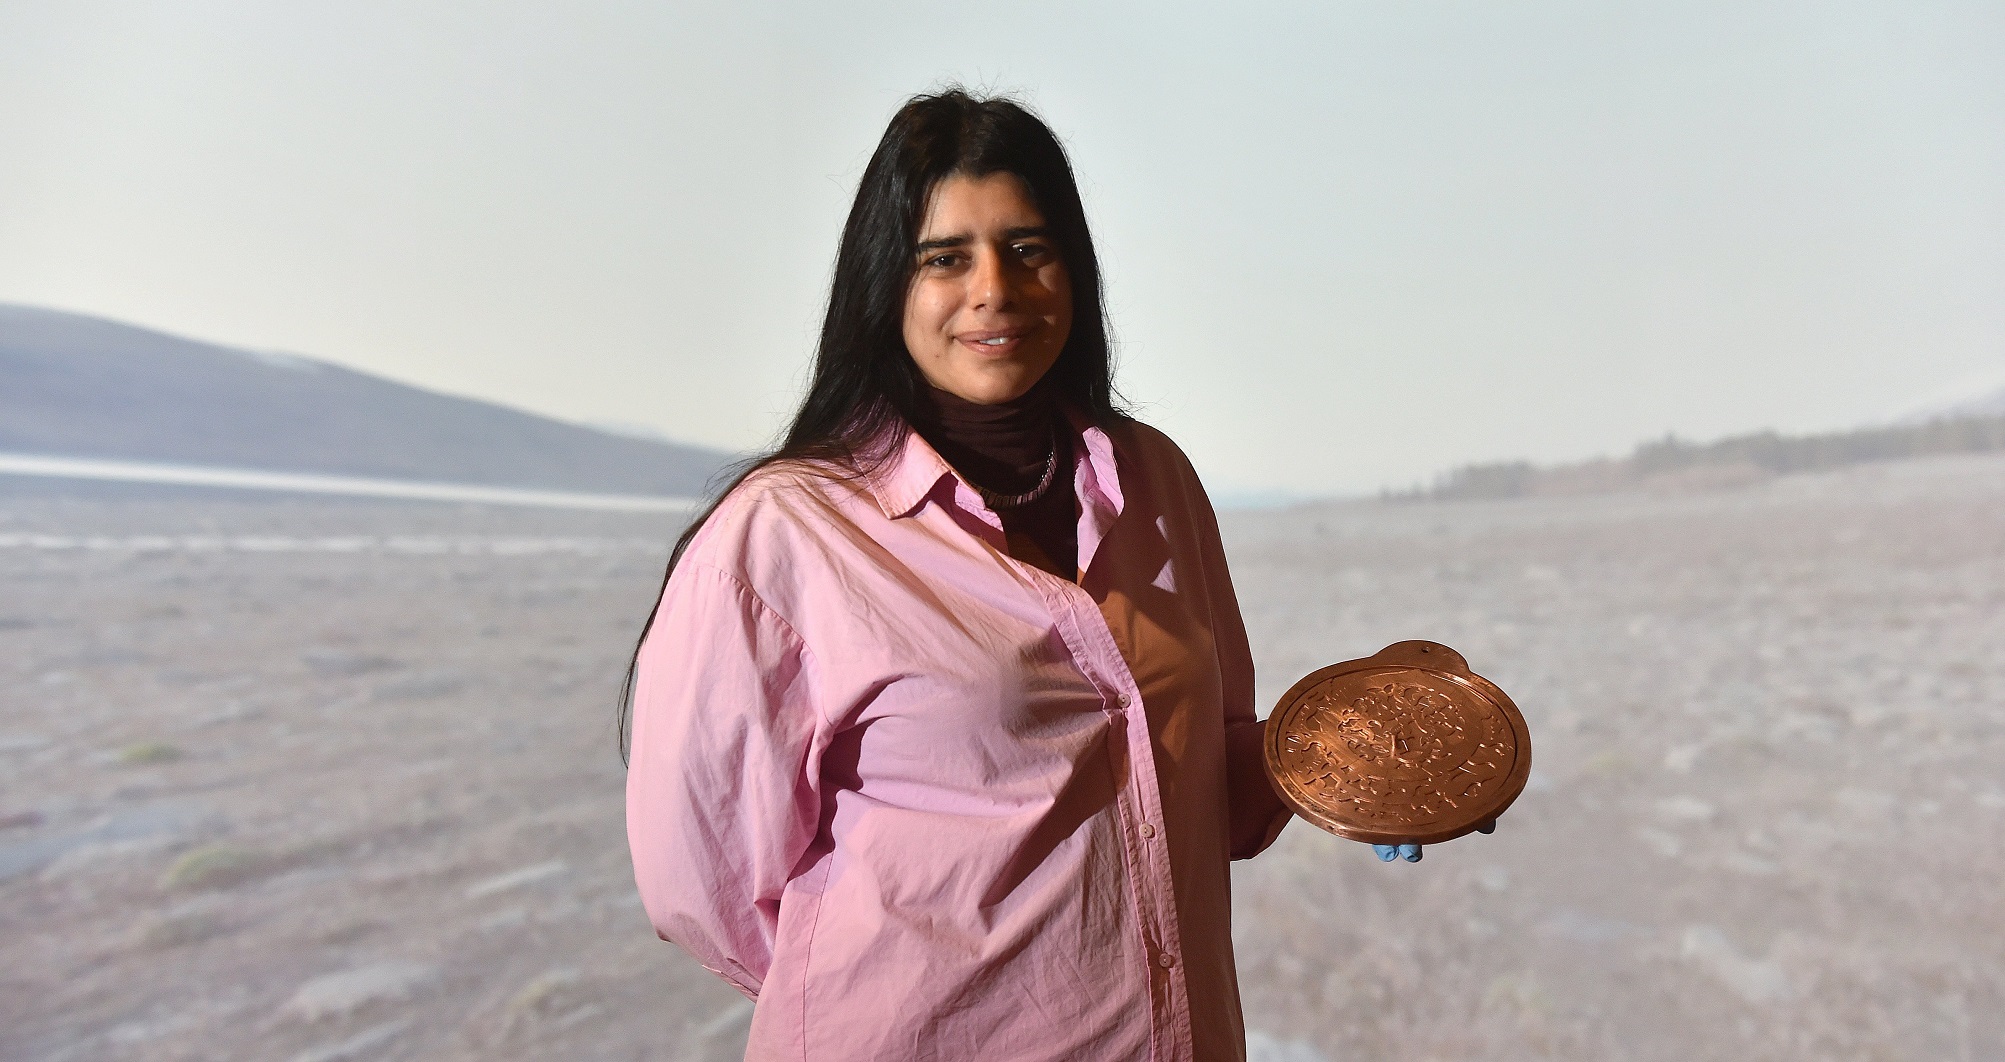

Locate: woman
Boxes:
[624,89,1298,1061]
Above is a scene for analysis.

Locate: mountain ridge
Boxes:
[0,303,733,497]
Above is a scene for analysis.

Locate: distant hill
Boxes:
[1406,413,2005,501]
[0,304,734,496]
[1899,384,2005,424]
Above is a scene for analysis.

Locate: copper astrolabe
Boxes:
[1264,640,1531,845]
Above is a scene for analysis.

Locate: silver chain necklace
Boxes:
[969,425,1061,511]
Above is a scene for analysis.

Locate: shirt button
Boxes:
[1157,952,1177,969]
[1117,693,1131,707]
[1138,823,1157,839]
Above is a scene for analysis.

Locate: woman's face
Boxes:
[902,171,1073,405]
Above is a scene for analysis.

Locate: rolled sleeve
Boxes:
[1225,717,1291,858]
[626,562,824,999]
[1182,463,1293,860]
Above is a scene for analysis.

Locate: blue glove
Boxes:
[1371,818,1496,863]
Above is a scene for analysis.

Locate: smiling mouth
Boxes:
[958,327,1034,353]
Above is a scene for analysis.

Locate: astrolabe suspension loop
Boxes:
[1263,640,1531,845]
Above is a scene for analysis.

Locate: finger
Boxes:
[1372,844,1398,862]
[1476,819,1497,835]
[1398,843,1422,862]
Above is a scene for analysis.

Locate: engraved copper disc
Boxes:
[1264,640,1531,845]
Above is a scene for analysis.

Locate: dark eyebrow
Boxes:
[913,226,1054,256]
[913,235,969,256]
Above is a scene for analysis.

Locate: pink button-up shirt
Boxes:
[627,409,1291,1061]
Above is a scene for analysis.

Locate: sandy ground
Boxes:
[2,454,2001,1061]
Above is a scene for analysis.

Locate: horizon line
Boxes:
[0,452,700,513]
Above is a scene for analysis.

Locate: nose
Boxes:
[969,244,1016,311]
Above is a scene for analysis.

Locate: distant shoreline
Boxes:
[0,452,699,513]
[1394,412,2005,503]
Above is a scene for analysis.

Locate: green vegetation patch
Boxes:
[117,741,184,765]
[160,844,272,891]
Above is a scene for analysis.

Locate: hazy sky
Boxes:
[3,1,2000,497]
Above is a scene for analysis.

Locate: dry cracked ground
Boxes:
[2,453,2001,1062]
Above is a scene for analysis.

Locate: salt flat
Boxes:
[2,455,2001,1061]
[1228,454,2005,1061]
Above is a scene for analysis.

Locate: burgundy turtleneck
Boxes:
[911,380,1079,581]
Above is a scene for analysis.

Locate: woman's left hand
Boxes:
[1370,818,1496,862]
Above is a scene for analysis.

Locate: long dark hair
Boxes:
[618,87,1125,763]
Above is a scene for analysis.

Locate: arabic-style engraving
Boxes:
[1278,678,1515,830]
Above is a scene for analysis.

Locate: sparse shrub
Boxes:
[133,910,227,949]
[508,968,583,1016]
[118,741,183,765]
[1579,749,1630,778]
[160,844,269,890]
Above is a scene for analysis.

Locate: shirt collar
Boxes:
[865,403,1126,523]
[868,423,959,520]
[1067,405,1124,519]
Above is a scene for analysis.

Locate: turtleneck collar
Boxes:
[910,378,1064,496]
